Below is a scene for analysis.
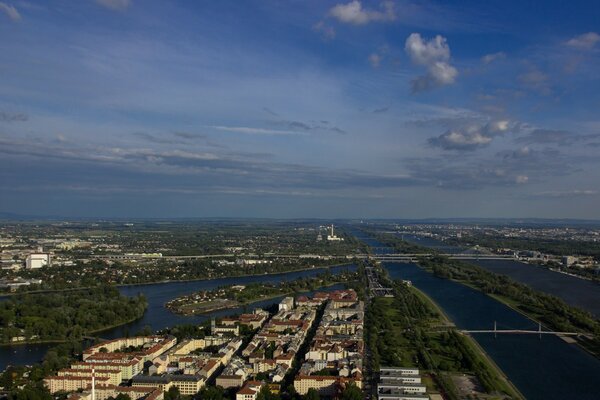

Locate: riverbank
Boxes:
[408,283,523,399]
[166,279,350,316]
[365,261,520,399]
[0,312,143,347]
[410,286,454,327]
[417,258,600,359]
[0,261,355,298]
[0,287,147,348]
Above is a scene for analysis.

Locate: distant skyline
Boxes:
[1,0,600,219]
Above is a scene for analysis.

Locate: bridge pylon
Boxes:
[494,321,497,339]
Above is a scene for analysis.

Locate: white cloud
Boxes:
[566,32,600,49]
[486,119,509,134]
[405,33,450,65]
[428,61,457,84]
[481,52,506,64]
[0,2,20,21]
[428,120,511,150]
[96,0,131,11]
[405,33,457,92]
[329,1,395,25]
[438,130,492,147]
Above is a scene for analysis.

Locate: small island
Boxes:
[0,286,147,344]
[165,270,356,315]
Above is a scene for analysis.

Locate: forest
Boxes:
[0,286,147,343]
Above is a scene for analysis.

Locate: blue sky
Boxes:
[1,0,600,218]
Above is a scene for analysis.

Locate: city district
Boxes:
[43,289,428,400]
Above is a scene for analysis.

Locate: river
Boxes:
[0,264,355,370]
[402,234,600,317]
[384,261,599,400]
[357,231,600,400]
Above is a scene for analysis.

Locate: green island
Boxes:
[362,263,522,400]
[0,286,147,345]
[165,271,357,315]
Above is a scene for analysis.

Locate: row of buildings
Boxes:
[43,322,251,399]
[293,289,364,397]
[42,289,366,400]
[377,367,430,400]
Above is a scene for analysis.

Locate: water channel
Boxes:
[360,231,600,400]
[402,234,600,317]
[0,264,355,370]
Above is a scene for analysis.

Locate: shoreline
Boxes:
[0,271,354,348]
[410,281,524,399]
[409,286,454,327]
[0,261,356,297]
[420,265,600,360]
[167,281,345,316]
[0,314,145,347]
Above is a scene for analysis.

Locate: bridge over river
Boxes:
[366,253,517,261]
[460,321,587,338]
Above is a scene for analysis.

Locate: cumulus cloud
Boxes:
[405,33,457,93]
[428,120,510,151]
[481,52,506,64]
[329,1,396,25]
[566,32,600,50]
[0,2,20,21]
[96,0,131,11]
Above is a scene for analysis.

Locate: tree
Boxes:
[304,388,320,400]
[164,386,180,400]
[256,385,278,400]
[341,383,363,400]
[197,386,224,400]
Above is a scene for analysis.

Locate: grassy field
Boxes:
[365,265,523,400]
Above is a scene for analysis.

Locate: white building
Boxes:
[326,225,344,241]
[278,297,294,312]
[26,253,51,269]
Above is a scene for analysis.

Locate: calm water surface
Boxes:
[403,234,600,316]
[0,264,355,370]
[385,261,600,400]
[354,231,600,400]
